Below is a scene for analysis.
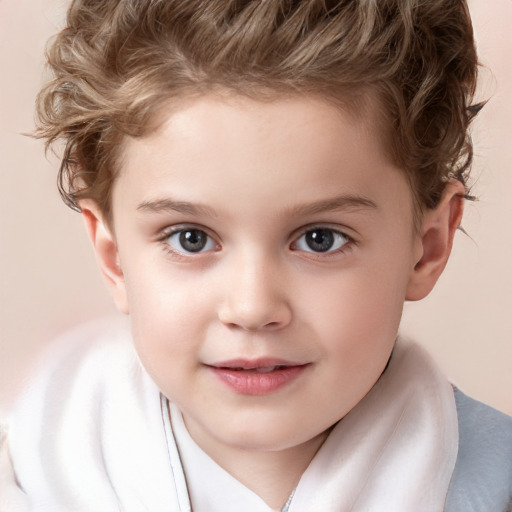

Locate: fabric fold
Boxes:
[2,318,458,512]
[287,341,459,511]
[5,318,182,512]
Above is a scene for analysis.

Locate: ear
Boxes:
[406,180,465,301]
[80,200,129,314]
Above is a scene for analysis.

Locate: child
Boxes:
[1,0,511,510]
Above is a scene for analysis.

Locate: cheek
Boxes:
[302,264,407,338]
[124,254,211,321]
[122,262,213,369]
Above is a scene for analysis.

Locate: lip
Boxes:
[207,358,309,396]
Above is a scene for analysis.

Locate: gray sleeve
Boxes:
[444,388,512,512]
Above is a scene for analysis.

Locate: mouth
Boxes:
[206,358,309,395]
[210,357,305,371]
[225,365,291,373]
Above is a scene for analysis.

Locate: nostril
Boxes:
[223,320,283,332]
[242,320,285,332]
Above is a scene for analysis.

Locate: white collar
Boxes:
[164,340,458,512]
[4,324,457,512]
[169,401,282,512]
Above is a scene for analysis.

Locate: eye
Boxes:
[293,228,349,253]
[166,228,217,254]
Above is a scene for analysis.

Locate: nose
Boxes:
[217,254,292,332]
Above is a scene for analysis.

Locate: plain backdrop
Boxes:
[0,0,511,415]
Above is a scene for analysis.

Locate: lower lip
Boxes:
[209,365,308,396]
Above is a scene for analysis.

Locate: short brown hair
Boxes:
[36,0,481,221]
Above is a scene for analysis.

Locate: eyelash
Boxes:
[291,226,354,258]
[158,225,220,259]
[158,224,354,259]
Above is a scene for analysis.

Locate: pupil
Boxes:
[306,229,334,252]
[180,230,207,252]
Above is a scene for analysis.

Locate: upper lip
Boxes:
[208,358,306,370]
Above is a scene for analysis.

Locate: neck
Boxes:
[184,419,330,509]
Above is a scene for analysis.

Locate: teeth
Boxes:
[255,366,277,373]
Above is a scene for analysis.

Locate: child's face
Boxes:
[104,95,425,454]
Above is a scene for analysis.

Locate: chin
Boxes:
[214,420,326,453]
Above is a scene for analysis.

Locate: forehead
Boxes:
[113,94,412,224]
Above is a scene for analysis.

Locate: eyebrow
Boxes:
[137,198,217,217]
[136,194,377,218]
[287,195,378,217]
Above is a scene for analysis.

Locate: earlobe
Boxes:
[406,181,465,301]
[80,200,130,314]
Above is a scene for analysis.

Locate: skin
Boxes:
[82,94,464,508]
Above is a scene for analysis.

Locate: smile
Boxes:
[207,358,309,396]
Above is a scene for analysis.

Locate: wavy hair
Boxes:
[36,0,481,222]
